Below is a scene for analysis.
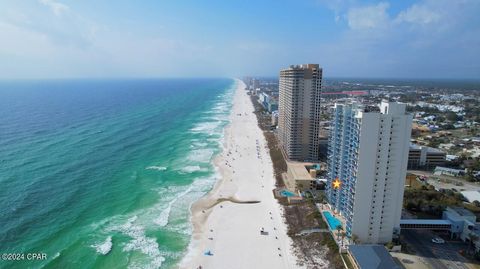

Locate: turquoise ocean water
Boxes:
[0,78,235,268]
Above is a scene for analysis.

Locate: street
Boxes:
[402,229,473,269]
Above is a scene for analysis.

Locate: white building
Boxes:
[408,144,446,169]
[326,101,413,244]
[461,191,480,204]
[271,111,279,126]
[278,64,322,161]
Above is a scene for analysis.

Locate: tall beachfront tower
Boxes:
[278,64,322,161]
[326,101,413,244]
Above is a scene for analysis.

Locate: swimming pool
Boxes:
[322,211,342,230]
[280,189,296,197]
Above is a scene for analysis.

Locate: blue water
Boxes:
[323,211,342,230]
[0,78,235,268]
[280,190,296,197]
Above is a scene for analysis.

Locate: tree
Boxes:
[340,232,347,247]
[385,241,395,249]
[351,234,360,244]
[443,123,455,130]
[446,111,459,122]
[468,233,479,255]
[336,225,343,241]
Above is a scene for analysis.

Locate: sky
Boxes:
[0,0,479,79]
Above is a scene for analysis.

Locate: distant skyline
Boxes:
[0,0,479,79]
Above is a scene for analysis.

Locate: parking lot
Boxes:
[401,229,478,269]
[408,170,480,192]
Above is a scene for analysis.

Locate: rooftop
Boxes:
[287,63,319,70]
[287,162,315,181]
[348,245,401,269]
[435,166,464,173]
[450,206,476,217]
[409,143,445,154]
[400,219,452,225]
[460,191,480,203]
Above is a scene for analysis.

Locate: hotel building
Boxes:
[326,101,413,244]
[278,64,322,161]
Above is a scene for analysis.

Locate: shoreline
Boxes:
[180,79,297,268]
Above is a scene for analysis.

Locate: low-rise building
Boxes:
[442,207,477,239]
[461,191,480,203]
[408,144,446,169]
[444,207,480,251]
[347,245,401,269]
[434,166,466,177]
[285,162,322,192]
[400,207,480,251]
[271,111,278,126]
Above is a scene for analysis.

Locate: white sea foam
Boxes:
[154,185,193,227]
[179,165,207,174]
[145,166,167,171]
[190,141,208,148]
[164,219,192,235]
[111,216,165,269]
[190,174,218,192]
[92,236,113,255]
[51,252,60,260]
[211,103,229,112]
[190,121,222,133]
[187,149,214,163]
[87,84,235,268]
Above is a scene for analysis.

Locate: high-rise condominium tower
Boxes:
[278,64,322,161]
[326,101,412,244]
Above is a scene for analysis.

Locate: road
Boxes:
[402,229,471,269]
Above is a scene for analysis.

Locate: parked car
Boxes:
[432,237,445,244]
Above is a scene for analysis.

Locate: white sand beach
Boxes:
[180,79,298,269]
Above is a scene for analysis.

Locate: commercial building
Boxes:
[278,64,322,161]
[399,207,480,252]
[408,144,446,169]
[434,166,466,177]
[284,162,322,192]
[326,101,413,244]
[347,245,400,269]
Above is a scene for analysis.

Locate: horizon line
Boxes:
[0,76,480,82]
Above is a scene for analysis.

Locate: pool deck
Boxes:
[322,211,342,231]
[318,203,351,252]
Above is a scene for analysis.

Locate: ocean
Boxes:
[0,78,235,269]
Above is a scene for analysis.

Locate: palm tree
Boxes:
[341,232,347,247]
[336,225,343,241]
[351,234,359,244]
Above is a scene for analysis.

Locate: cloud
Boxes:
[313,0,480,78]
[2,1,96,49]
[346,2,390,30]
[38,0,69,17]
[0,0,478,79]
[396,6,439,25]
[317,0,358,23]
[395,3,440,25]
